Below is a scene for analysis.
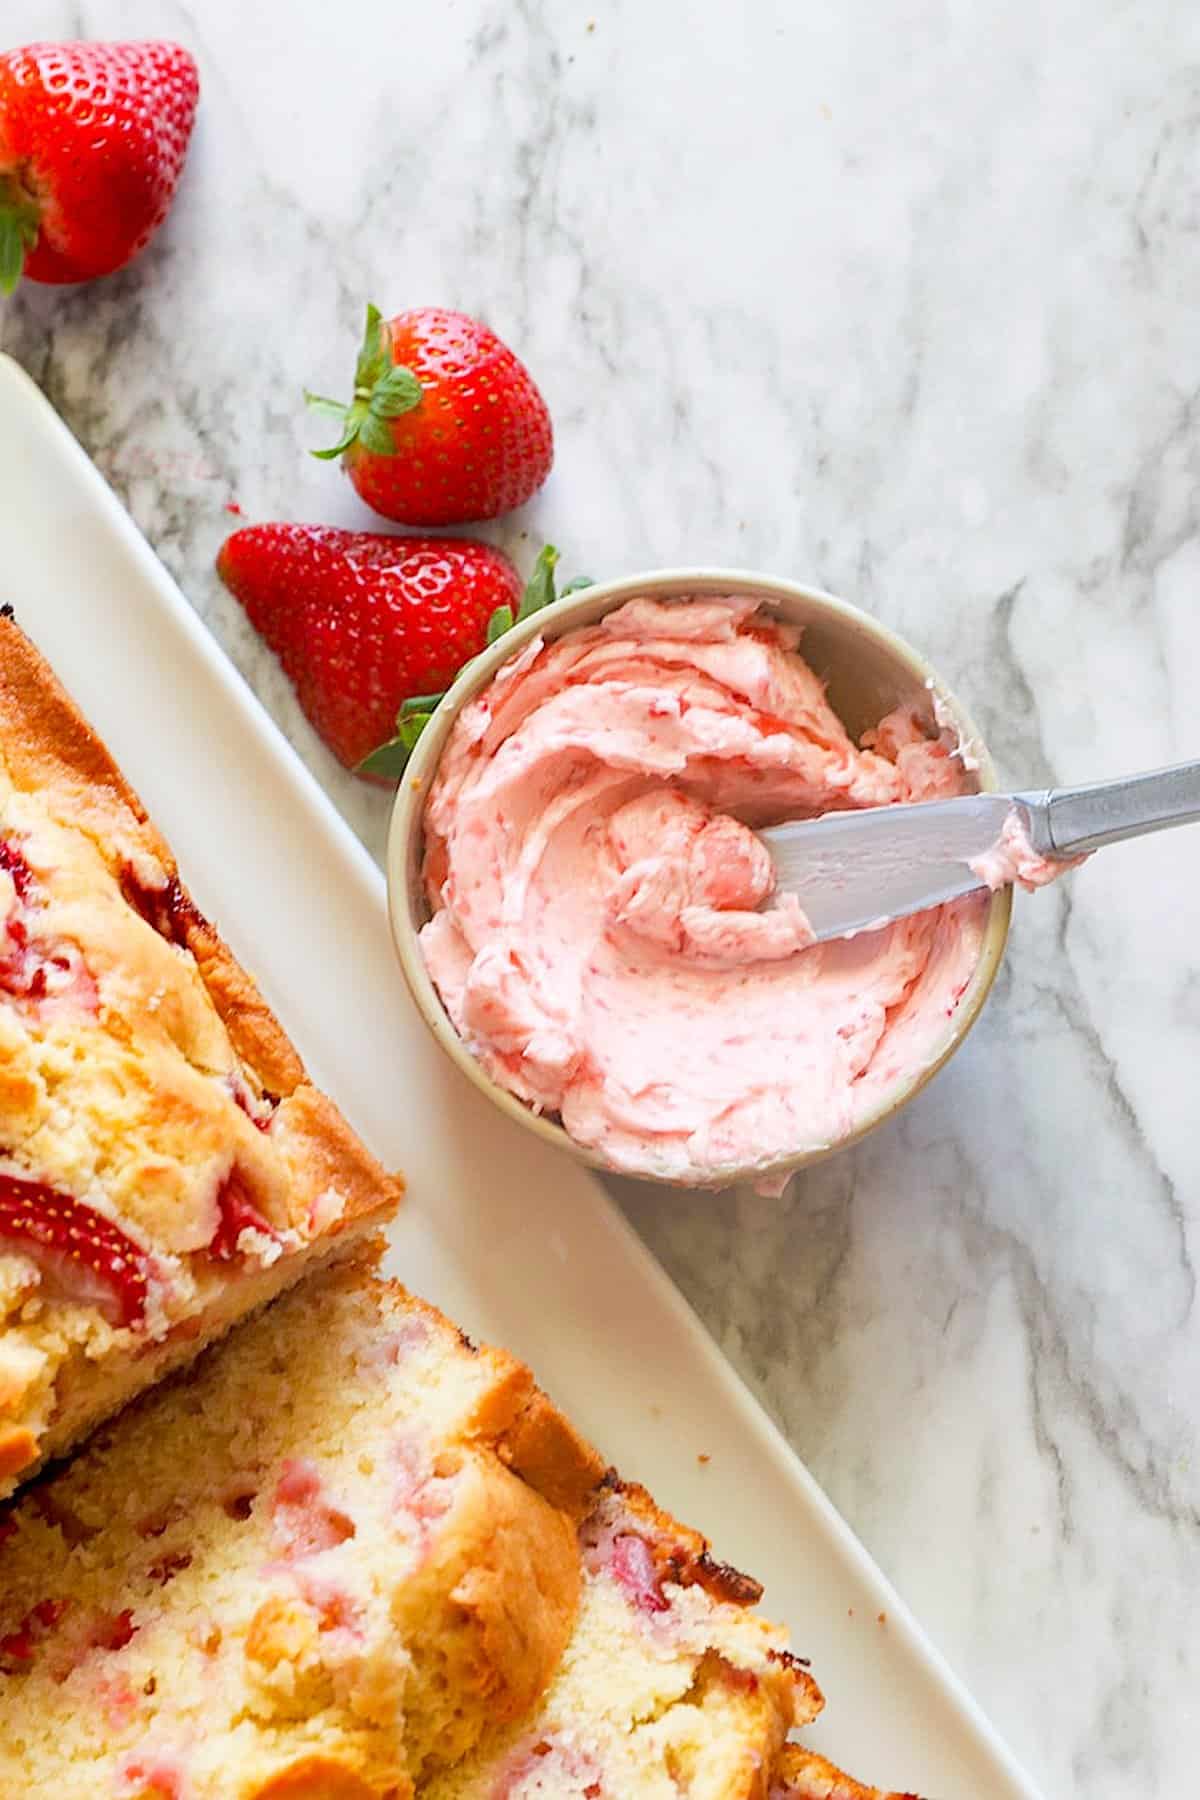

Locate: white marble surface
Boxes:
[3,2,1199,1793]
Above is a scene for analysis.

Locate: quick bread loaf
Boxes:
[0,612,400,1498]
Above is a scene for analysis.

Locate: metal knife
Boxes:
[758,760,1200,944]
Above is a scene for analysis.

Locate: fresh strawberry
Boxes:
[307,304,553,526]
[217,525,528,776]
[0,40,198,291]
[0,1174,149,1328]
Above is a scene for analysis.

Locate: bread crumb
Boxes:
[697,1453,711,1465]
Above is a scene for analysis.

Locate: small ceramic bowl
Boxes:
[386,568,1011,1188]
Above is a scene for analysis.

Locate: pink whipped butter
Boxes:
[419,596,989,1184]
[970,808,1085,891]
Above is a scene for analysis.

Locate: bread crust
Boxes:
[0,612,305,1087]
[0,1263,601,1798]
[500,1385,607,1520]
[771,1745,924,1799]
[0,615,401,1493]
[0,611,399,1212]
[337,1279,607,1524]
[605,1474,781,1612]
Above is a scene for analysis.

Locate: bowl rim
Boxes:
[386,566,1012,1188]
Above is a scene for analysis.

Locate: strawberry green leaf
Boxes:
[358,707,438,779]
[0,179,39,296]
[0,215,26,296]
[516,544,560,621]
[369,364,422,420]
[358,411,396,457]
[310,404,365,461]
[487,605,515,644]
[560,575,595,596]
[354,302,389,393]
[303,390,349,420]
[399,712,434,750]
[399,691,448,717]
[307,306,419,462]
[357,735,416,779]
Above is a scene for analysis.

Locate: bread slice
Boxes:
[426,1476,822,1799]
[0,613,400,1495]
[0,1257,605,1798]
[0,1258,923,1799]
[427,1485,928,1800]
[770,1746,923,1798]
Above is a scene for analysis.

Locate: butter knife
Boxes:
[759,760,1200,943]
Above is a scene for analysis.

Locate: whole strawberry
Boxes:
[218,526,524,776]
[0,39,198,291]
[307,304,554,526]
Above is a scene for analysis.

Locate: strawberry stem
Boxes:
[307,301,423,461]
[302,391,347,419]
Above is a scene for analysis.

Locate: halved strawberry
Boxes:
[208,1172,280,1263]
[0,1175,149,1328]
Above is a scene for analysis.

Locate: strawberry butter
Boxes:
[419,595,988,1183]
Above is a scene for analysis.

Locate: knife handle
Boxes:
[1020,760,1200,857]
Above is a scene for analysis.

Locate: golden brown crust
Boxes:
[606,1474,772,1608]
[0,605,406,1238]
[0,614,401,1497]
[344,1278,605,1533]
[687,1649,795,1799]
[179,913,307,1098]
[0,612,321,1105]
[0,1262,592,1796]
[267,1087,404,1235]
[771,1746,923,1800]
[395,1449,582,1770]
[499,1385,608,1522]
[0,613,171,849]
[243,1756,399,1800]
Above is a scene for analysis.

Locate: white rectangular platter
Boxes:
[0,351,1042,1800]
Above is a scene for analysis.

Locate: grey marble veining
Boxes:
[4,1,1200,1792]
